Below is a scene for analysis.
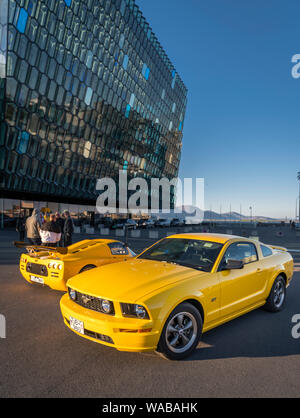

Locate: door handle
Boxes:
[256,268,262,273]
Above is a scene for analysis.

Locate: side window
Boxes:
[108,242,128,256]
[261,245,273,258]
[222,242,258,266]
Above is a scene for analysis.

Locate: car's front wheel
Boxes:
[264,275,286,312]
[157,303,203,360]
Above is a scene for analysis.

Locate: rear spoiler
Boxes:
[270,245,288,252]
[13,241,68,255]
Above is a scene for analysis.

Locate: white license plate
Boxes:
[70,317,84,335]
[30,275,44,284]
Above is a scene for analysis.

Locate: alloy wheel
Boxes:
[165,312,198,354]
[273,280,285,308]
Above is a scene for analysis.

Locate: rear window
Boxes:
[261,245,273,257]
[108,242,128,255]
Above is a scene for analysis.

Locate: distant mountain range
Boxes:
[203,211,278,221]
[157,206,282,222]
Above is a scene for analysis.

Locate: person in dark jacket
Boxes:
[39,214,62,247]
[63,211,74,247]
[55,212,65,247]
[16,212,26,242]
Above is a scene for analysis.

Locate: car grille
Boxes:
[72,291,115,316]
[26,263,48,277]
[84,329,114,344]
[65,319,114,344]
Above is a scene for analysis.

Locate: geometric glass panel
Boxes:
[17,131,30,154]
[123,55,129,70]
[84,87,93,106]
[16,9,28,34]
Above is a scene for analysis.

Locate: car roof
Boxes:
[165,233,257,244]
[66,239,123,254]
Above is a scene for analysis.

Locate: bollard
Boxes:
[131,230,141,238]
[115,229,125,237]
[166,231,177,237]
[149,231,159,240]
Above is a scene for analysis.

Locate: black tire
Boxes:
[264,275,286,312]
[79,265,96,274]
[156,303,203,360]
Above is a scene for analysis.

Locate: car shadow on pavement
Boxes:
[187,302,300,362]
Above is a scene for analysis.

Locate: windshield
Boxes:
[138,238,223,272]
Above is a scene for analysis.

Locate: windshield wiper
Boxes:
[162,260,208,272]
[139,257,209,272]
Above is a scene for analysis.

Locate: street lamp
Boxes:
[297,171,300,221]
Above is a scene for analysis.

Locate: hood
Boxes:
[67,259,204,302]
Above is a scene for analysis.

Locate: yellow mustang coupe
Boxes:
[60,233,294,360]
[16,239,135,291]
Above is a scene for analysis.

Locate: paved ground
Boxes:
[0,228,300,398]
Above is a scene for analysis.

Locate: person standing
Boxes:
[63,211,74,247]
[55,212,65,247]
[39,214,62,247]
[16,211,26,242]
[25,208,42,245]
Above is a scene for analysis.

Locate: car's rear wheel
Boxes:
[264,275,286,312]
[79,265,96,274]
[156,303,202,360]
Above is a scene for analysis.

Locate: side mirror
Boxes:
[222,259,244,271]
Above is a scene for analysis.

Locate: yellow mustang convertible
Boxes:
[16,240,135,291]
[60,233,294,360]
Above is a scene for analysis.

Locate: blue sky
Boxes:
[136,0,300,219]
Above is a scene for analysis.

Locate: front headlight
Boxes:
[120,303,150,319]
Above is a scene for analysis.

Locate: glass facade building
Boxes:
[0,0,187,208]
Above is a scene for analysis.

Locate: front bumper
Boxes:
[60,294,160,352]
